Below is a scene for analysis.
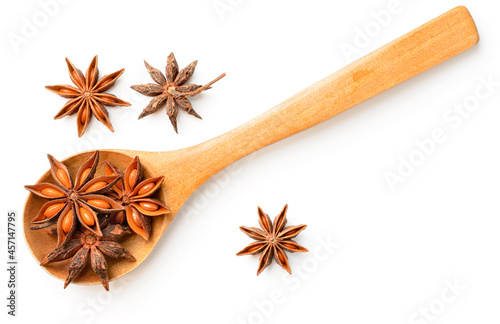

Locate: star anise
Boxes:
[237,205,308,275]
[46,56,131,137]
[25,151,124,247]
[41,223,135,291]
[104,157,170,240]
[131,52,225,133]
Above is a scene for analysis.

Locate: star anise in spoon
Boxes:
[41,222,135,291]
[237,205,308,275]
[25,151,124,247]
[131,52,226,133]
[104,157,170,240]
[46,56,131,137]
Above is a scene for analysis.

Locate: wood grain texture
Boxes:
[24,6,479,286]
[186,6,479,180]
[153,6,479,221]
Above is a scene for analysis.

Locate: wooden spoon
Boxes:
[24,6,479,286]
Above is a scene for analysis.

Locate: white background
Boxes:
[1,0,499,323]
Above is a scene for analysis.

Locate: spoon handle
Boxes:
[174,6,478,184]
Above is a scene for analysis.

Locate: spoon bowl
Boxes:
[23,151,157,283]
[24,6,479,286]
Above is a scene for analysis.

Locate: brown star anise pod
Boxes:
[41,223,135,291]
[237,205,308,275]
[25,151,124,247]
[131,52,226,133]
[46,56,131,137]
[104,157,170,240]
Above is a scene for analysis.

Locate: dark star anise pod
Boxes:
[237,205,308,275]
[25,151,124,247]
[46,56,131,137]
[104,157,170,240]
[41,223,135,291]
[131,52,225,133]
